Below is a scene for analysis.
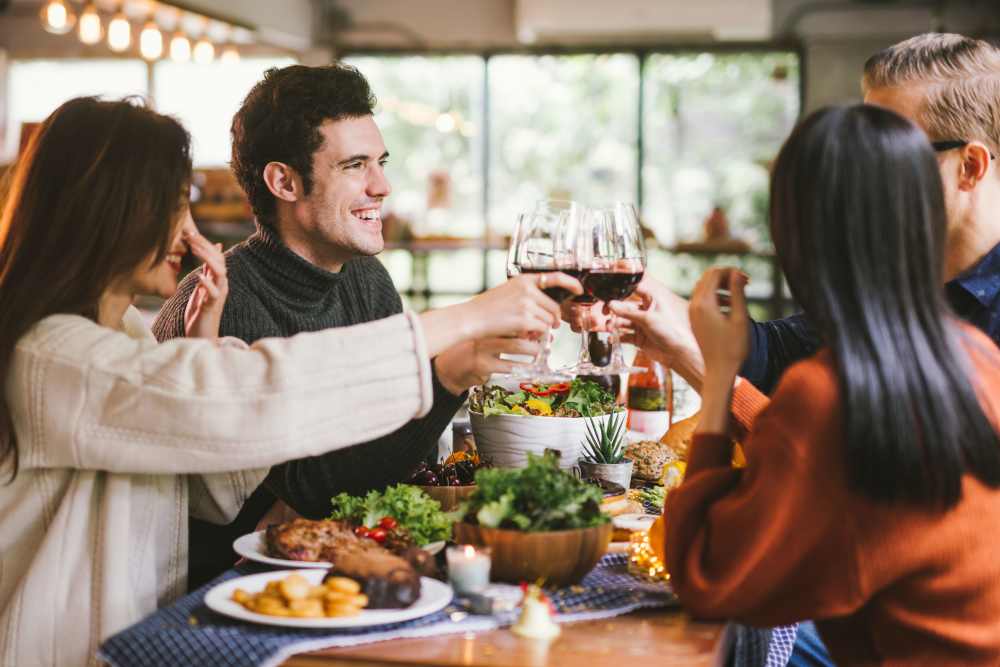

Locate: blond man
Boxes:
[610,32,1000,397]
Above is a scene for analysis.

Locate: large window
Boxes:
[153,57,297,166]
[642,52,799,246]
[344,55,484,239]
[341,49,799,316]
[4,59,148,162]
[489,54,639,235]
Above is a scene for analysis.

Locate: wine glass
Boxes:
[508,200,584,382]
[559,205,602,374]
[582,202,647,375]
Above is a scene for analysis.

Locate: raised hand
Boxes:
[183,229,229,340]
[418,272,582,359]
[688,267,749,381]
[464,272,582,340]
[608,274,706,391]
[433,337,541,395]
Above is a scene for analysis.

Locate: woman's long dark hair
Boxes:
[770,104,1000,509]
[0,97,192,477]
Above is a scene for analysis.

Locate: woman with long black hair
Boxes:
[0,96,577,667]
[613,104,1000,664]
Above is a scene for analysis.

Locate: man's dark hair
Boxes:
[230,64,377,226]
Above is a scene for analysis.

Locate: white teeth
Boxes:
[355,210,380,221]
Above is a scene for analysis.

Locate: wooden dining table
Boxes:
[282,607,729,667]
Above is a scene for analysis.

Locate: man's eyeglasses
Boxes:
[931,140,996,160]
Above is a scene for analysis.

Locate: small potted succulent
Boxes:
[578,411,633,489]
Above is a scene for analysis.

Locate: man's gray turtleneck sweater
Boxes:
[153,223,465,589]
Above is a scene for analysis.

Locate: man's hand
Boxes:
[433,337,541,396]
[608,274,708,392]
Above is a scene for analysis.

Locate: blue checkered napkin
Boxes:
[99,553,678,667]
[731,623,798,667]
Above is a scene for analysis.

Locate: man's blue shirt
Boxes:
[739,241,1000,394]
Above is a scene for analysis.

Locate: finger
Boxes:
[608,299,647,325]
[529,291,563,327]
[542,271,583,296]
[197,272,221,300]
[186,231,217,264]
[524,300,558,331]
[487,359,517,375]
[728,269,749,321]
[690,268,726,311]
[483,337,539,357]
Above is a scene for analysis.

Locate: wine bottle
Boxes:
[626,350,673,437]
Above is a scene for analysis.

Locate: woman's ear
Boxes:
[957,142,992,192]
[262,162,302,203]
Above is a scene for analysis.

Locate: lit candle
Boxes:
[446,545,491,594]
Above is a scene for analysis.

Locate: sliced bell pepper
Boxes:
[519,382,551,396]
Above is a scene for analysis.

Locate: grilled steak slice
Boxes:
[264,518,361,562]
[324,549,421,609]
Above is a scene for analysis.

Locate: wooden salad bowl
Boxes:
[416,484,476,512]
[453,522,613,586]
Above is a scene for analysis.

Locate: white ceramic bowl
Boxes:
[469,410,617,470]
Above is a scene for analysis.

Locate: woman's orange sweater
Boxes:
[664,326,1000,666]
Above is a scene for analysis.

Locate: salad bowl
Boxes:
[470,410,615,470]
[468,379,622,470]
[453,522,613,586]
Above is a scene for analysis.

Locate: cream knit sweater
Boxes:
[0,306,433,667]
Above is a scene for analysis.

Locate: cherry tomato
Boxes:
[368,527,388,543]
[354,525,369,537]
[379,516,398,530]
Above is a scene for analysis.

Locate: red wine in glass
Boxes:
[584,270,644,302]
[563,268,594,303]
[520,267,574,302]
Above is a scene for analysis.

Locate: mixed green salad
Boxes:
[460,454,609,532]
[469,378,618,418]
[328,484,452,546]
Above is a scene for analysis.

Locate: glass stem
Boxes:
[609,319,626,368]
[576,308,592,365]
[534,326,554,370]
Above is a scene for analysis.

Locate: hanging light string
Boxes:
[39,0,254,64]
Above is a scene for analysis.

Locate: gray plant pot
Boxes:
[578,459,634,490]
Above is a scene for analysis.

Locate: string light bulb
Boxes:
[169,31,191,62]
[192,38,215,64]
[139,20,163,60]
[77,2,103,45]
[40,0,76,35]
[107,10,131,52]
[220,44,240,64]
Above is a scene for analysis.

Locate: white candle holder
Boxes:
[446,544,492,594]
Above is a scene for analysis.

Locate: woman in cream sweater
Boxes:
[0,97,579,667]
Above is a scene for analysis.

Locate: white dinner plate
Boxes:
[612,512,658,533]
[205,569,453,629]
[233,531,446,569]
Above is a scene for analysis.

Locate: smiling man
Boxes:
[152,64,529,588]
